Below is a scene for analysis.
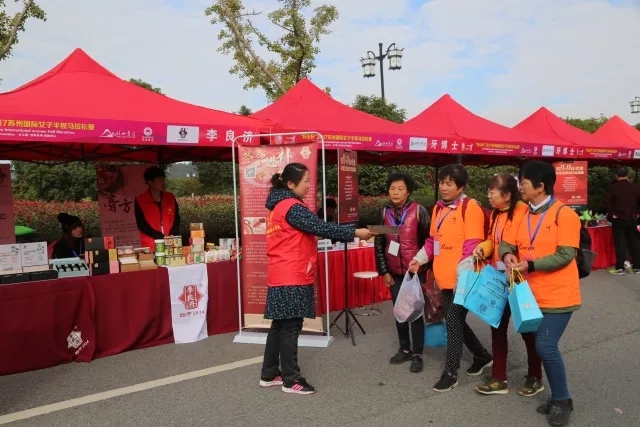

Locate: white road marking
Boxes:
[0,356,263,424]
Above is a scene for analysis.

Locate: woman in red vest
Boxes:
[374,171,430,373]
[261,162,374,395]
[134,166,180,249]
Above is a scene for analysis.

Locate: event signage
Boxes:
[337,149,359,224]
[0,116,259,147]
[238,141,323,332]
[96,164,150,247]
[0,164,15,244]
[553,161,588,210]
[167,264,209,343]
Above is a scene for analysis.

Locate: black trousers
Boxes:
[390,273,425,355]
[441,289,490,376]
[612,219,640,269]
[261,318,303,385]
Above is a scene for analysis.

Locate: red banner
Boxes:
[553,161,588,210]
[337,149,359,224]
[238,142,323,331]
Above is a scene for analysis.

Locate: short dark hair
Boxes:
[439,164,468,188]
[386,171,416,194]
[488,173,520,221]
[144,166,165,183]
[616,166,629,177]
[519,161,556,196]
[271,162,309,189]
[325,198,337,209]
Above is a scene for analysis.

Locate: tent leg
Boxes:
[434,164,439,201]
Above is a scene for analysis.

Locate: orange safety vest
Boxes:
[266,198,317,287]
[135,191,177,250]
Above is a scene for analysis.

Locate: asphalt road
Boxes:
[1,270,638,427]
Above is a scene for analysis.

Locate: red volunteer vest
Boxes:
[383,202,420,275]
[267,198,317,287]
[135,191,177,249]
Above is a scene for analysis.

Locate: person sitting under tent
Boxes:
[49,213,85,259]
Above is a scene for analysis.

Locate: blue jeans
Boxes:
[535,312,573,400]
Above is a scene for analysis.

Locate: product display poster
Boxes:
[553,161,588,210]
[337,149,359,224]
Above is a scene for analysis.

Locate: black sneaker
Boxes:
[537,399,573,426]
[518,375,544,397]
[282,378,316,395]
[409,355,424,373]
[259,374,284,388]
[389,349,412,365]
[433,372,458,392]
[466,354,493,376]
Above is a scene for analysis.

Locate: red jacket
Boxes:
[383,202,420,275]
[267,198,317,286]
[135,191,177,249]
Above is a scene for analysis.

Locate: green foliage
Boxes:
[128,78,163,94]
[0,0,46,62]
[563,115,608,134]
[205,0,338,101]
[351,94,407,124]
[12,161,98,202]
[237,105,252,116]
[166,178,205,197]
[194,162,235,194]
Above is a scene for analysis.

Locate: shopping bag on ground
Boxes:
[453,257,481,306]
[462,264,509,328]
[508,269,543,333]
[422,271,444,324]
[425,321,447,347]
[393,272,425,323]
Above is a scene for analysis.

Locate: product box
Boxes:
[119,256,140,273]
[189,237,205,246]
[103,236,115,249]
[0,272,29,285]
[29,270,58,282]
[138,253,157,271]
[91,262,111,276]
[21,242,48,268]
[108,249,118,261]
[86,249,109,264]
[190,223,204,231]
[109,260,120,274]
[0,244,22,274]
[190,230,205,239]
[116,246,135,257]
[85,237,105,251]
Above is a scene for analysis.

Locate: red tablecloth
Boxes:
[205,261,239,335]
[317,247,389,313]
[588,226,615,270]
[0,277,95,375]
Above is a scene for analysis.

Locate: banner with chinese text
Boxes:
[337,150,359,224]
[0,164,15,244]
[96,165,151,247]
[239,142,323,332]
[167,264,209,343]
[553,161,588,210]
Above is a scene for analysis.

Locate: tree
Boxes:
[12,161,98,202]
[237,105,252,116]
[564,115,607,133]
[204,0,338,101]
[195,162,235,194]
[128,78,163,94]
[351,94,407,124]
[0,0,46,62]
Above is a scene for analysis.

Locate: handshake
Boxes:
[355,228,377,241]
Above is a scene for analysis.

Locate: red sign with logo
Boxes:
[337,149,359,224]
[553,161,588,209]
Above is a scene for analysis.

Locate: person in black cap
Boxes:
[51,213,85,259]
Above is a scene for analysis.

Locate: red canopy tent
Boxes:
[0,48,272,163]
[403,94,576,161]
[250,78,458,165]
[514,107,631,161]
[594,115,640,159]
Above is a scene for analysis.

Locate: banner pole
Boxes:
[231,137,243,336]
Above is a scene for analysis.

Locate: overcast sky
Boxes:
[3,0,640,126]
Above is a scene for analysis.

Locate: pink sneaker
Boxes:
[282,378,316,395]
[259,375,283,388]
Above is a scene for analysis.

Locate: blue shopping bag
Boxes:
[508,270,543,333]
[462,264,509,328]
[453,257,481,306]
[425,322,447,347]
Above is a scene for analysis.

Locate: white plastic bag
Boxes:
[392,272,425,323]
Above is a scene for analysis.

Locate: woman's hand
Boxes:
[503,253,519,270]
[513,261,529,273]
[355,228,376,241]
[408,259,421,274]
[472,246,485,260]
[383,273,394,287]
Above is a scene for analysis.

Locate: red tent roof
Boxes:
[594,115,640,149]
[404,95,575,158]
[514,107,627,159]
[251,78,451,153]
[0,48,270,162]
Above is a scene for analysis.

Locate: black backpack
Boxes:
[555,205,593,279]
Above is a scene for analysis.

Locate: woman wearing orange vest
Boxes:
[500,161,581,427]
[409,164,492,393]
[471,174,543,397]
[134,166,180,249]
[260,163,374,395]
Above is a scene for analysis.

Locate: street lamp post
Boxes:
[631,97,640,114]
[360,42,403,101]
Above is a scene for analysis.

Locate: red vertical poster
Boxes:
[337,150,359,224]
[238,142,323,332]
[0,164,15,244]
[553,161,588,210]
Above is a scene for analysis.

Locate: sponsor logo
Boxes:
[541,145,554,156]
[178,285,204,310]
[167,125,199,143]
[409,137,427,151]
[143,127,154,142]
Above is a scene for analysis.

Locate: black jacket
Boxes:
[605,178,640,222]
[374,199,431,276]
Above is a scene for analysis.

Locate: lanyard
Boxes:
[527,209,549,246]
[436,208,454,232]
[72,240,83,258]
[386,207,408,227]
[493,213,506,244]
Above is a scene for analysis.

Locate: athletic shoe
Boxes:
[466,355,493,376]
[518,375,544,397]
[389,348,412,365]
[433,372,458,392]
[475,377,508,395]
[282,378,316,395]
[609,268,625,276]
[409,355,424,373]
[537,398,573,426]
[259,375,283,388]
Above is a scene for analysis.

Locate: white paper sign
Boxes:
[167,263,209,344]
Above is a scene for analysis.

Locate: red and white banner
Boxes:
[167,264,209,344]
[0,164,15,244]
[96,164,151,247]
[553,161,588,210]
[238,141,323,332]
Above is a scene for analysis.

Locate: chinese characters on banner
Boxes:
[0,164,15,244]
[553,161,588,210]
[337,150,359,224]
[96,165,151,247]
[238,142,324,332]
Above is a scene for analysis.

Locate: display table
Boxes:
[587,226,615,270]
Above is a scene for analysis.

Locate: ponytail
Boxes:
[271,173,286,189]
